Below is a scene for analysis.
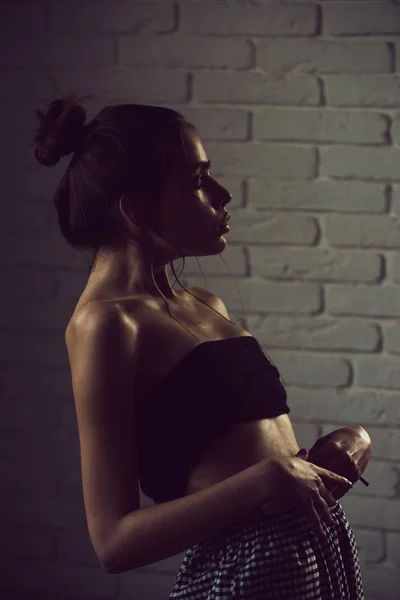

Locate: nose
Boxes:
[215,181,232,208]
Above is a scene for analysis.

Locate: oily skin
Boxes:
[88,127,232,302]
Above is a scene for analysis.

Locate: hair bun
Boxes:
[33,94,87,166]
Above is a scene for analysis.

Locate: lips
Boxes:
[220,213,231,227]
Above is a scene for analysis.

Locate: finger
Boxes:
[344,455,361,481]
[317,480,336,507]
[308,502,327,540]
[318,468,353,492]
[313,491,335,528]
[334,457,359,484]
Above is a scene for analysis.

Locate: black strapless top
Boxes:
[135,336,290,504]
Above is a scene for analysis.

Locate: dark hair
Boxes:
[32,94,243,342]
[33,94,196,271]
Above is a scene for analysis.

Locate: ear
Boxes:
[118,192,147,228]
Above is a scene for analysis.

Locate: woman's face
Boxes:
[155,126,232,258]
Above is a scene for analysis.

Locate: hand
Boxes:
[266,455,352,540]
[307,427,372,499]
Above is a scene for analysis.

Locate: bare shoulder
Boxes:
[66,299,139,346]
[189,286,231,320]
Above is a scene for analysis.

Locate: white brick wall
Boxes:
[0,1,399,598]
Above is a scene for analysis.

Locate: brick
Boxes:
[194,72,319,105]
[390,252,400,283]
[55,67,188,103]
[199,176,243,207]
[291,423,320,449]
[185,279,322,314]
[250,247,382,283]
[0,267,54,300]
[0,527,53,561]
[181,3,316,35]
[121,570,178,600]
[0,398,58,431]
[326,284,400,318]
[223,211,318,244]
[167,106,249,140]
[322,147,400,181]
[0,105,45,137]
[0,231,85,270]
[206,143,316,178]
[267,350,351,387]
[326,426,400,461]
[326,215,400,248]
[351,460,398,498]
[392,185,400,213]
[0,71,52,102]
[355,563,400,598]
[0,2,45,32]
[351,529,385,563]
[248,180,387,213]
[0,35,115,67]
[2,164,62,201]
[0,430,79,470]
[119,36,251,68]
[0,460,58,497]
[254,0,387,2]
[324,3,400,35]
[1,368,70,400]
[325,75,400,108]
[59,403,80,436]
[340,496,400,530]
[254,108,388,144]
[247,315,379,351]
[58,531,99,567]
[0,297,74,334]
[355,355,400,389]
[140,551,187,575]
[183,244,246,277]
[384,322,400,352]
[388,532,400,567]
[58,269,89,299]
[0,559,116,596]
[288,387,400,425]
[51,1,174,33]
[393,113,400,145]
[257,39,390,73]
[0,198,51,235]
[397,42,400,74]
[0,332,67,369]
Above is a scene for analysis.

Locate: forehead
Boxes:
[182,128,208,165]
[170,126,209,175]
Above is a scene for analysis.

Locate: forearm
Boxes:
[103,458,274,574]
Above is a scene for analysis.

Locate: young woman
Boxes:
[33,95,371,599]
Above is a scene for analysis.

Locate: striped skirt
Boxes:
[169,502,364,599]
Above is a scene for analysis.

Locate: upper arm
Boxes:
[65,303,140,566]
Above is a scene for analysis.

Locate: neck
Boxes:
[89,245,180,302]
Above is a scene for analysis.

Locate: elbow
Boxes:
[98,542,138,575]
[102,560,121,575]
[97,546,117,574]
[99,548,124,574]
[92,535,123,574]
[101,555,138,575]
